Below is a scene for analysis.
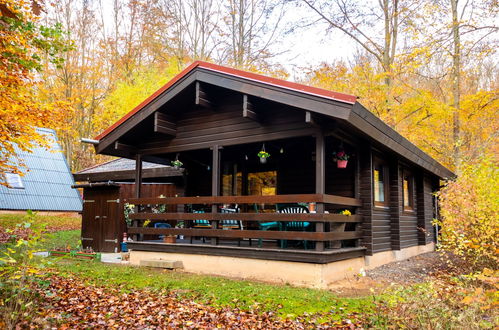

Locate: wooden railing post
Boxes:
[315,132,325,251]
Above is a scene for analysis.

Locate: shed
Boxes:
[0,128,82,213]
[73,158,183,252]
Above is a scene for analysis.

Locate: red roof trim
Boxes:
[94,61,357,141]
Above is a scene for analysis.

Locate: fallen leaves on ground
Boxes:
[0,227,32,243]
[24,274,362,329]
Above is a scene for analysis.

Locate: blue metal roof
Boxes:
[0,128,82,211]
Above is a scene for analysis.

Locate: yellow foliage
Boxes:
[0,0,71,174]
[93,60,182,134]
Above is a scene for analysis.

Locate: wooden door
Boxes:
[81,189,101,251]
[100,189,121,252]
[81,187,120,252]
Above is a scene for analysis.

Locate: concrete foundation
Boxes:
[129,242,435,289]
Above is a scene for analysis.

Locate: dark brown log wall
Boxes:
[140,95,318,155]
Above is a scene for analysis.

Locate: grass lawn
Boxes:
[0,213,80,231]
[51,259,374,322]
[42,230,81,250]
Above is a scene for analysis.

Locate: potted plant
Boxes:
[164,235,176,243]
[257,144,270,164]
[171,159,183,169]
[332,150,350,168]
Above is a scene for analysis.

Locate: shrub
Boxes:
[371,278,498,329]
[0,211,49,329]
[437,156,498,271]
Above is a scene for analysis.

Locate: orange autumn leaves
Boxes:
[27,274,361,328]
[0,0,72,175]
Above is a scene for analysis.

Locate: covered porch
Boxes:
[126,134,366,263]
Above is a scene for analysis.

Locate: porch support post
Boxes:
[359,142,373,255]
[135,153,143,198]
[134,153,143,241]
[315,132,325,252]
[211,145,221,245]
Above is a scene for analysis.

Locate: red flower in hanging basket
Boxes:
[332,150,350,161]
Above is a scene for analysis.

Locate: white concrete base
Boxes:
[364,242,435,269]
[129,243,435,289]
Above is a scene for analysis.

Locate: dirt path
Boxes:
[328,252,444,296]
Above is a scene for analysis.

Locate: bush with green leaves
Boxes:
[0,211,50,329]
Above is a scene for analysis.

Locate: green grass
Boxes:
[41,230,81,250]
[51,259,374,321]
[0,213,80,231]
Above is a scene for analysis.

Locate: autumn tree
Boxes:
[0,0,71,175]
[300,0,425,88]
[223,0,286,70]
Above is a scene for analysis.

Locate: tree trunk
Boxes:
[450,0,461,168]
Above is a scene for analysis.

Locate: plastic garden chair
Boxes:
[220,207,245,246]
[278,205,310,249]
[191,210,210,243]
[257,203,280,248]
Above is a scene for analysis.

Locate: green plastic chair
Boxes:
[257,203,281,248]
[278,205,310,249]
[191,210,210,243]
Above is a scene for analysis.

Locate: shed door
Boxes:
[81,187,120,252]
[100,190,121,252]
[81,189,100,251]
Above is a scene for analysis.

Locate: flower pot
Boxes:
[337,160,348,168]
[259,157,267,164]
[164,235,176,244]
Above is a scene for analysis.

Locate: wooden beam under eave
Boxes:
[154,112,176,137]
[243,94,260,122]
[195,81,213,108]
[305,111,317,125]
[115,141,138,154]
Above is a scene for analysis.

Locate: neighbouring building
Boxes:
[0,128,82,214]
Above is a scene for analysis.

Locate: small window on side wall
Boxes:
[403,171,414,211]
[373,160,388,207]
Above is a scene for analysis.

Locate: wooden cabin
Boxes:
[90,61,454,288]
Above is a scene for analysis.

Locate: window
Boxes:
[403,171,414,211]
[4,173,25,189]
[247,171,277,196]
[373,160,388,207]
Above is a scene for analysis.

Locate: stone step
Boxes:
[139,259,183,269]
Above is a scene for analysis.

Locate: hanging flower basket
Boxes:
[332,150,350,168]
[257,150,270,164]
[171,159,183,169]
[337,160,348,168]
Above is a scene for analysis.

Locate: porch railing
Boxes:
[124,194,362,251]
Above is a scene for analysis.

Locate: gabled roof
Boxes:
[0,128,82,212]
[74,158,183,182]
[95,61,357,141]
[94,61,454,179]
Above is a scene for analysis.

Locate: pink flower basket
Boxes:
[337,160,348,168]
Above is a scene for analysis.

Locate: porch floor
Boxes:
[127,239,366,264]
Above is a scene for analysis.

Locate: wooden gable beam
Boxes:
[195,81,213,108]
[242,94,260,122]
[154,112,176,136]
